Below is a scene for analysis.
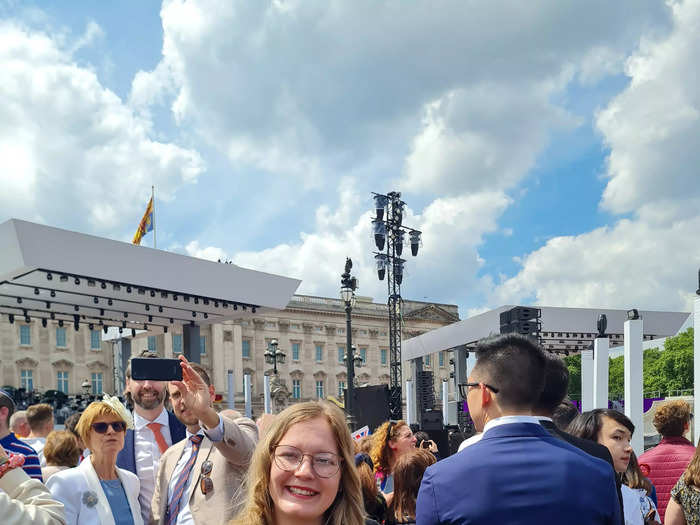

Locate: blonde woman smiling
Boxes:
[231,401,367,525]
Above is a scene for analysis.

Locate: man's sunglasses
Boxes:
[458,382,499,400]
[91,421,127,434]
[200,460,213,495]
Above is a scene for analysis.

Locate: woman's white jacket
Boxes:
[46,457,143,525]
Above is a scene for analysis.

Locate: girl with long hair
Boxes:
[230,401,366,525]
[387,449,436,525]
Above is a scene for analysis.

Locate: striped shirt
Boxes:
[0,433,43,481]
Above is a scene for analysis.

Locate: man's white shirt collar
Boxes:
[483,415,542,435]
[133,406,169,430]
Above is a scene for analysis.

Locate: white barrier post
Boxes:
[593,337,609,409]
[244,374,252,419]
[442,380,449,425]
[264,375,272,414]
[581,347,594,412]
[624,317,644,455]
[227,369,235,410]
[694,296,700,445]
[405,380,414,426]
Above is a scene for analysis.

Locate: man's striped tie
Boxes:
[166,435,203,525]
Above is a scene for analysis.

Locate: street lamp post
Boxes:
[264,339,286,376]
[340,258,360,428]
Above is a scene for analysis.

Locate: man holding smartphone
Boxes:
[118,350,187,524]
[151,355,258,525]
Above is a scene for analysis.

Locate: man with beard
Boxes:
[118,350,187,524]
[151,356,257,524]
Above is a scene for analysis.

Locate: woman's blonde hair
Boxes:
[230,401,365,525]
[683,441,700,487]
[74,401,126,449]
[370,420,407,476]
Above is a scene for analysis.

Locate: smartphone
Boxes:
[130,358,182,381]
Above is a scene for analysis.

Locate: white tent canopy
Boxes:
[402,305,690,361]
[0,219,301,334]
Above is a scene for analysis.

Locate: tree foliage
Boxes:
[566,328,694,400]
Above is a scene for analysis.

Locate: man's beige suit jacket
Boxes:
[150,411,258,524]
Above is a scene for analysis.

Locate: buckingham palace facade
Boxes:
[0,294,459,407]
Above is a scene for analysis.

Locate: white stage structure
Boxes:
[0,218,301,399]
[624,317,644,455]
[695,296,700,446]
[593,336,609,409]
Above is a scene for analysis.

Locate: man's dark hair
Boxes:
[188,363,211,387]
[64,412,82,439]
[473,333,546,411]
[552,400,579,430]
[567,409,634,441]
[534,353,569,415]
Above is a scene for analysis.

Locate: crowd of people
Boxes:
[1,338,700,524]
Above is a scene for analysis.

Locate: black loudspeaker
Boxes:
[353,384,390,433]
[422,428,449,458]
[421,409,443,431]
[183,324,201,363]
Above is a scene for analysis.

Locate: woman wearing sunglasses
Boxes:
[47,395,142,525]
[231,401,367,525]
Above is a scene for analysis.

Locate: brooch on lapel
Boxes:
[82,491,99,508]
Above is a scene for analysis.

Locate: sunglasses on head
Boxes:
[91,421,127,434]
[385,420,397,445]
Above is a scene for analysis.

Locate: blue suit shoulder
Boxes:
[416,423,620,525]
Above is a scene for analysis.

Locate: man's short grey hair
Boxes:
[9,410,27,431]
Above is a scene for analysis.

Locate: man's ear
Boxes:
[481,385,493,407]
[208,385,216,403]
[0,407,9,428]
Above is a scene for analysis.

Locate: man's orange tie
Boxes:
[147,422,168,454]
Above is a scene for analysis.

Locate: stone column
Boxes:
[163,332,173,358]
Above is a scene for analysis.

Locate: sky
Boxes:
[2,0,699,319]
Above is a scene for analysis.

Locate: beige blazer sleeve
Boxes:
[0,467,67,525]
[211,412,258,466]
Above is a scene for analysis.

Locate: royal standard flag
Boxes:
[132,197,154,245]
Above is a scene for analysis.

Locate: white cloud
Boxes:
[184,240,228,262]
[597,0,700,222]
[0,21,204,235]
[492,0,700,313]
[132,0,666,190]
[223,187,511,307]
[403,85,577,194]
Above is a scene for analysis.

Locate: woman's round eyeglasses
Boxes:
[272,445,342,478]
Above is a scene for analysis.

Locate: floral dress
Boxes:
[671,477,700,525]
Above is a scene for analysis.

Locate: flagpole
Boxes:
[152,185,156,249]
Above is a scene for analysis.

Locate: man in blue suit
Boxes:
[416,334,620,525]
[117,351,186,523]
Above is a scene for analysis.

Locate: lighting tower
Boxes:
[371,191,422,420]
